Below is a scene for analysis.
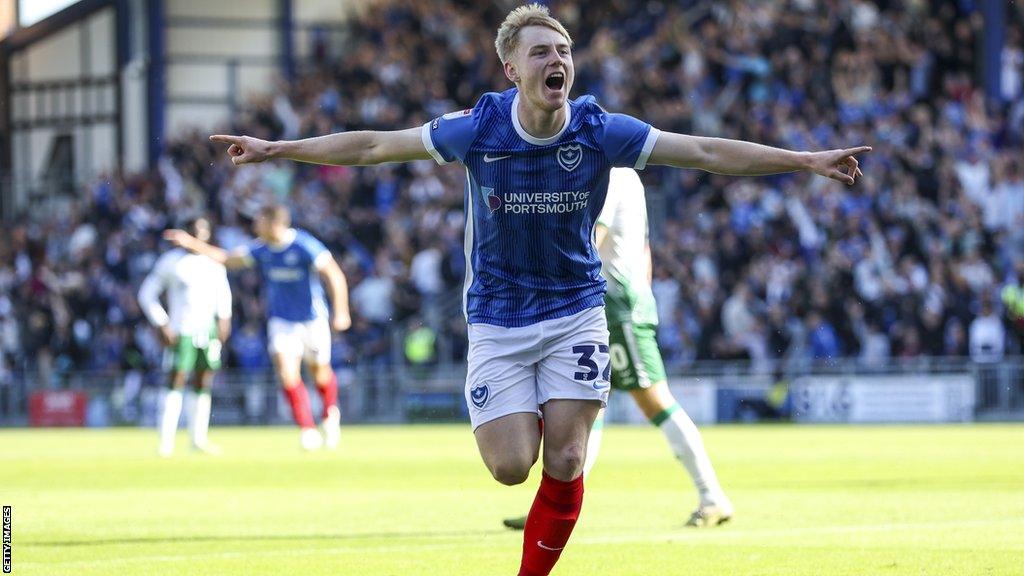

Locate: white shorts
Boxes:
[465,306,611,430]
[267,316,331,365]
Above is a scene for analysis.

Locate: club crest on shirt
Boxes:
[556,144,582,172]
[482,186,502,214]
[470,384,489,408]
[285,251,299,265]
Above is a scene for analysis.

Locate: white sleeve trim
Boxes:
[313,250,332,270]
[633,127,661,170]
[420,121,450,165]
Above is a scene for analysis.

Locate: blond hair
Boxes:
[494,3,573,64]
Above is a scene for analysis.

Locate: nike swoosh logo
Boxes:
[483,154,511,163]
[537,540,564,551]
[593,382,609,390]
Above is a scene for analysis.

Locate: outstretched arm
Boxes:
[210,127,431,167]
[649,132,870,185]
[162,230,251,270]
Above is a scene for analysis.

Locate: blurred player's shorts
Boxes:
[268,316,331,365]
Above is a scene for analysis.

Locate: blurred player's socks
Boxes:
[652,403,725,504]
[315,373,338,419]
[518,472,584,576]
[283,382,315,428]
[191,390,212,448]
[159,389,183,456]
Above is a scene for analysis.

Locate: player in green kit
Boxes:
[505,167,733,529]
[139,216,233,457]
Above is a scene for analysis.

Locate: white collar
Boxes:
[511,92,571,146]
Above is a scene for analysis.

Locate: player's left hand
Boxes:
[806,146,871,185]
[331,312,352,332]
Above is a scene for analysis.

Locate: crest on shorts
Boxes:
[470,384,489,408]
[556,144,582,172]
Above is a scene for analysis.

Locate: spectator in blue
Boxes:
[230,322,270,373]
[807,311,842,361]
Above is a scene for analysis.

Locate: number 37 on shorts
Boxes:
[573,344,610,389]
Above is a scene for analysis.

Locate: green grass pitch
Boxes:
[2,423,1022,575]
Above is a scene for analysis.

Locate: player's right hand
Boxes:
[331,312,352,332]
[159,326,177,347]
[162,229,194,250]
[210,134,273,165]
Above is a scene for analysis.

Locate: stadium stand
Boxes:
[1,0,1023,416]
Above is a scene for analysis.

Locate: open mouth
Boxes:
[544,71,565,91]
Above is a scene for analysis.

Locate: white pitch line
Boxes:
[19,518,1024,570]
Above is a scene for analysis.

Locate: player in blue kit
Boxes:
[166,205,351,451]
[206,5,868,573]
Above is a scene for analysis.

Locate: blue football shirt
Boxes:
[245,229,330,322]
[421,88,660,328]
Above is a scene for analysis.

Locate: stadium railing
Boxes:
[0,356,1022,427]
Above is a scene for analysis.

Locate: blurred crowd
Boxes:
[2,0,1024,387]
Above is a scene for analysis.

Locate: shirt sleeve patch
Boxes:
[442,109,472,120]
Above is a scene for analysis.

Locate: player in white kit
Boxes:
[139,216,232,457]
[204,5,868,573]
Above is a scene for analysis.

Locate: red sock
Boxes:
[518,472,585,576]
[316,372,338,419]
[283,382,314,429]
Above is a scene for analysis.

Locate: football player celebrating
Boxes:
[205,5,867,573]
